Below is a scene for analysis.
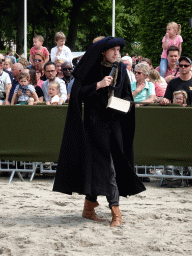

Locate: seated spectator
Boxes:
[4,57,12,71]
[50,32,73,63]
[149,69,167,103]
[42,61,67,105]
[0,59,12,105]
[121,56,136,83]
[18,56,30,68]
[33,53,47,81]
[141,58,154,70]
[29,35,49,66]
[156,46,180,84]
[173,90,187,107]
[35,69,43,89]
[5,51,16,64]
[161,56,192,105]
[55,59,65,79]
[92,36,105,43]
[61,61,73,86]
[138,56,143,63]
[11,72,39,105]
[24,68,44,103]
[46,81,61,105]
[9,63,24,103]
[61,61,74,102]
[0,53,14,82]
[131,63,156,107]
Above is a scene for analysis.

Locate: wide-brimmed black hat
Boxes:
[73,36,125,80]
[102,37,125,51]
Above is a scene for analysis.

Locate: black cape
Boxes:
[53,37,146,197]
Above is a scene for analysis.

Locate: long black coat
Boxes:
[53,59,146,197]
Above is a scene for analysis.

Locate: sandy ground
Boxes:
[0,176,192,256]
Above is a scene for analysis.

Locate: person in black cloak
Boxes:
[53,36,146,227]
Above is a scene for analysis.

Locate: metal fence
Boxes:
[0,160,192,184]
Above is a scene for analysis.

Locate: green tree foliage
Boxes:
[0,0,17,49]
[73,0,138,54]
[0,0,140,56]
[135,0,192,67]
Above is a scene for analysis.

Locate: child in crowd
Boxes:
[50,32,73,63]
[55,59,65,79]
[24,68,44,103]
[11,72,39,105]
[160,22,183,77]
[4,57,12,71]
[46,81,61,105]
[29,35,49,66]
[173,90,187,107]
[0,59,12,105]
[149,69,167,103]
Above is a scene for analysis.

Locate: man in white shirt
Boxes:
[121,56,136,83]
[42,61,67,104]
[0,59,12,105]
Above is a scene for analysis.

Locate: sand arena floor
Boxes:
[0,176,191,256]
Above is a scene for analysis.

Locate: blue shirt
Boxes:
[131,81,155,102]
[9,78,19,103]
[14,84,35,102]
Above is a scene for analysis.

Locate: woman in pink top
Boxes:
[149,69,167,103]
[160,22,183,77]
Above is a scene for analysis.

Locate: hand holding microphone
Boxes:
[96,76,113,90]
[96,61,119,90]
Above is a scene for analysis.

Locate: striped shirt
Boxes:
[156,65,180,78]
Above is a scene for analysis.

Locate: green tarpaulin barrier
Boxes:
[0,104,191,166]
[134,105,192,166]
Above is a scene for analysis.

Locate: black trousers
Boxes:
[86,154,119,209]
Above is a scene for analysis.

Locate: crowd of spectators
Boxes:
[122,46,192,107]
[0,31,74,106]
[0,31,192,107]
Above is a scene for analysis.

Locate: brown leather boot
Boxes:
[82,198,105,222]
[110,205,122,227]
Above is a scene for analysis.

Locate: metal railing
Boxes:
[1,161,192,184]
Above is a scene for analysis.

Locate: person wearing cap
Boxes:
[121,56,136,83]
[53,37,146,227]
[161,56,192,105]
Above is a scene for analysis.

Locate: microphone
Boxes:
[109,61,119,77]
[108,61,119,90]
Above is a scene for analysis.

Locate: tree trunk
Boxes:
[66,0,86,51]
[16,0,24,55]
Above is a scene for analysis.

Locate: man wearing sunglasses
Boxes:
[61,61,73,85]
[61,61,74,102]
[161,56,192,105]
